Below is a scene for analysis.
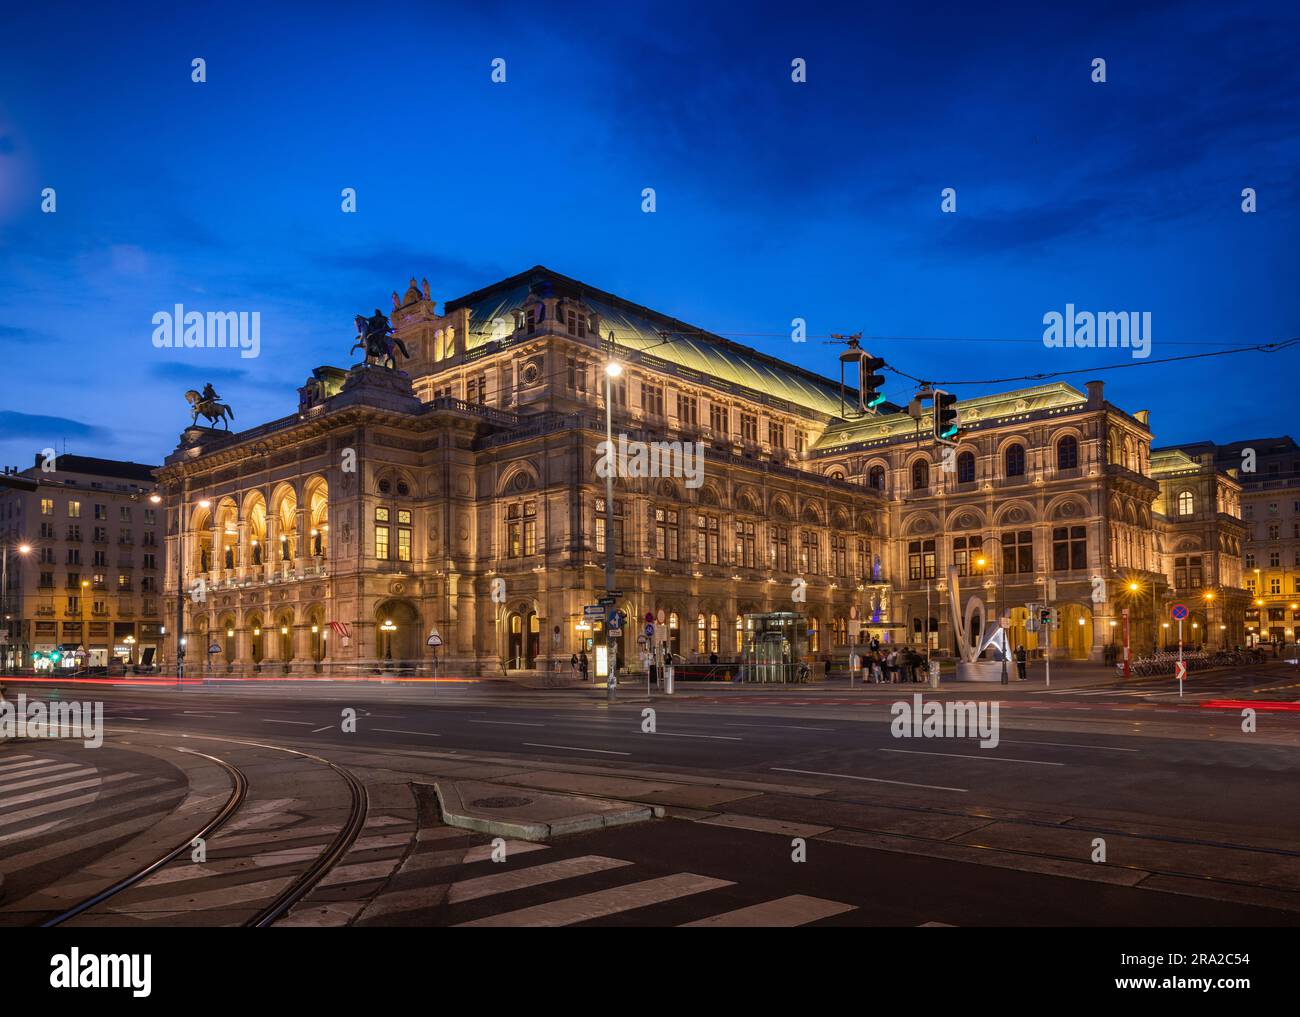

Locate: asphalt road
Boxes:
[3,665,1299,926]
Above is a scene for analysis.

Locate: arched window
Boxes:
[1178,490,1194,516]
[957,451,975,484]
[1005,444,1026,477]
[709,614,719,653]
[1057,435,1078,470]
[808,616,820,653]
[868,465,886,490]
[696,613,706,654]
[735,615,744,653]
[912,460,929,490]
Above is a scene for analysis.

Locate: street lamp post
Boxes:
[80,578,90,669]
[603,346,622,700]
[974,553,1008,685]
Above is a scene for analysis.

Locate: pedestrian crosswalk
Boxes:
[0,752,187,905]
[340,829,860,927]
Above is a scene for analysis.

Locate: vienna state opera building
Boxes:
[158,267,1250,676]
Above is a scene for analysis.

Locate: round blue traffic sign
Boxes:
[1170,603,1189,620]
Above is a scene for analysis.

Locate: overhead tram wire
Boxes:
[881,336,1300,388]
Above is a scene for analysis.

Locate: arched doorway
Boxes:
[504,607,541,669]
[1058,603,1094,659]
[1006,607,1040,654]
[375,599,421,669]
[218,614,236,667]
[305,605,327,670]
[248,614,265,670]
[275,611,295,668]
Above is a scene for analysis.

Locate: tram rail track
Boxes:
[38,731,369,928]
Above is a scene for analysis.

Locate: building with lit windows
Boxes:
[1155,437,1300,647]
[0,455,163,670]
[156,266,1249,675]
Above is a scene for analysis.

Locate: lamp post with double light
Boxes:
[603,347,622,698]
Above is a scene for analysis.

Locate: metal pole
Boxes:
[999,557,1008,685]
[175,484,186,689]
[1178,616,1184,697]
[604,339,617,702]
[1,546,8,672]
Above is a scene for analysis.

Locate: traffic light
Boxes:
[933,390,960,445]
[1038,608,1052,629]
[860,354,887,413]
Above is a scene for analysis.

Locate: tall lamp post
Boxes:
[974,553,1009,685]
[80,578,90,669]
[603,347,622,698]
[1,541,32,671]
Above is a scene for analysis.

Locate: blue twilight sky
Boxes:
[1,0,1297,469]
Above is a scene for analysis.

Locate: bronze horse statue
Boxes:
[351,310,411,370]
[185,389,234,429]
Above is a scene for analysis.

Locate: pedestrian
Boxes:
[570,652,578,675]
[1015,643,1028,681]
[578,651,589,681]
[870,650,883,684]
[709,651,718,666]
[886,648,898,683]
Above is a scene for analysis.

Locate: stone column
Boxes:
[294,623,314,673]
[294,504,308,573]
[265,512,278,581]
[237,519,249,580]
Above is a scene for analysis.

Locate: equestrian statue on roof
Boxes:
[351,308,411,370]
[185,383,234,429]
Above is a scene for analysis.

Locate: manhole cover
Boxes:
[470,796,533,809]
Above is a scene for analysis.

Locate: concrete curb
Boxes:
[431,779,660,842]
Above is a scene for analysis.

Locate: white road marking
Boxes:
[0,767,98,798]
[373,728,442,737]
[261,720,315,726]
[447,855,632,904]
[522,742,631,756]
[879,748,1064,766]
[653,732,743,741]
[310,725,333,733]
[469,720,545,727]
[681,894,855,927]
[771,766,967,793]
[723,723,837,732]
[457,873,733,927]
[999,739,1139,752]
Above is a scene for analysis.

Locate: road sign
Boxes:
[645,623,654,638]
[1175,660,1187,682]
[208,642,221,654]
[427,631,443,648]
[1171,603,1189,621]
[607,608,622,630]
[583,604,605,617]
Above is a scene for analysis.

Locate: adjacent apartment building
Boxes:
[0,454,163,669]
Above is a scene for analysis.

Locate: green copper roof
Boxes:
[812,382,1089,452]
[448,267,855,418]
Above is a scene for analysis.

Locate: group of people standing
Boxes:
[861,644,928,683]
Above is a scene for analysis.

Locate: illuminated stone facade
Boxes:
[158,267,1248,675]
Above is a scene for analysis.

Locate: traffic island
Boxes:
[429,779,659,842]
